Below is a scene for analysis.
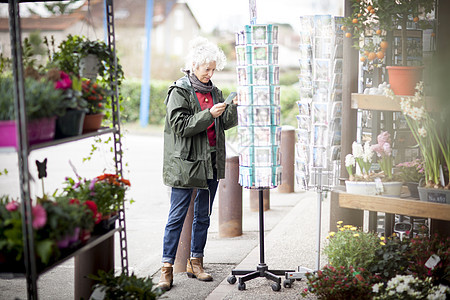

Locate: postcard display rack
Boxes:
[0,1,128,299]
[235,24,282,189]
[296,15,344,190]
[228,24,295,292]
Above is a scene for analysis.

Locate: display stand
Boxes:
[0,1,128,299]
[284,168,324,286]
[227,188,294,291]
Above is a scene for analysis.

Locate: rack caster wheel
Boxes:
[283,279,294,288]
[271,282,281,291]
[238,282,246,290]
[227,275,236,284]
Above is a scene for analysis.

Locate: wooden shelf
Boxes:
[337,191,450,221]
[351,93,435,112]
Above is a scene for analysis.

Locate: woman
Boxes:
[158,37,238,291]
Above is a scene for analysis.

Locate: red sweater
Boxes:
[196,92,216,147]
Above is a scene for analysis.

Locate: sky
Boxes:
[184,0,343,33]
[0,0,344,33]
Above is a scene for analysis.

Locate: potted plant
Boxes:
[387,82,450,203]
[0,75,64,147]
[396,158,425,198]
[343,0,435,95]
[51,34,122,82]
[61,173,130,233]
[345,131,403,196]
[45,68,89,138]
[80,79,111,133]
[0,195,55,270]
[88,270,163,299]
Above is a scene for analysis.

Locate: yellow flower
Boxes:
[340,227,345,231]
[380,242,386,246]
[337,221,343,225]
[351,227,357,231]
[344,225,352,228]
[353,233,359,237]
[329,231,336,237]
[380,236,386,241]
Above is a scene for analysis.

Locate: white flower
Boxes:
[345,154,355,167]
[418,127,427,137]
[352,141,364,158]
[372,283,381,293]
[363,141,373,163]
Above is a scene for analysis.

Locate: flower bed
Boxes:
[302,222,450,299]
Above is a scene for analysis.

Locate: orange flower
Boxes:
[120,179,131,186]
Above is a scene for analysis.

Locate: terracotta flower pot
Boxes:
[386,66,424,96]
[82,113,104,133]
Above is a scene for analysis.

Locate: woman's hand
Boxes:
[210,103,226,118]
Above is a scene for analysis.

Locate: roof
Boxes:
[0,12,88,31]
[0,0,200,31]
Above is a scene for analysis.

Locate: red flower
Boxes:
[69,198,80,205]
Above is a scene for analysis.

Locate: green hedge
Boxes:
[120,79,299,127]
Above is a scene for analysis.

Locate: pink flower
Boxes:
[382,142,392,156]
[377,131,391,145]
[54,71,72,90]
[6,201,19,211]
[32,204,47,229]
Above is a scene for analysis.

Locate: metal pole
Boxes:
[9,1,37,298]
[315,168,322,271]
[258,189,265,264]
[139,0,153,127]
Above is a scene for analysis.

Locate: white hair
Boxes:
[184,37,226,73]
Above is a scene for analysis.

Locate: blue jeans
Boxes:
[162,176,219,265]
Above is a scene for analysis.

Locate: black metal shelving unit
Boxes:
[0,1,129,299]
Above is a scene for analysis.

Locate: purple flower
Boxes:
[32,204,47,229]
[89,178,98,191]
[73,181,81,189]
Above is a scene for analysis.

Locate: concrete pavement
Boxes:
[0,125,327,299]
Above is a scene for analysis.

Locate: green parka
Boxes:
[163,76,238,189]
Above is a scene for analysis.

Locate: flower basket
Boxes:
[0,117,56,148]
[406,182,420,198]
[82,113,104,133]
[345,180,403,197]
[418,187,450,204]
[80,54,100,80]
[55,109,86,138]
[93,214,118,235]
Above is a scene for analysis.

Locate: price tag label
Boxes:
[425,254,441,269]
[374,177,384,194]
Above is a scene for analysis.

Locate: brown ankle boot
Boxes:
[157,266,173,291]
[186,257,213,281]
